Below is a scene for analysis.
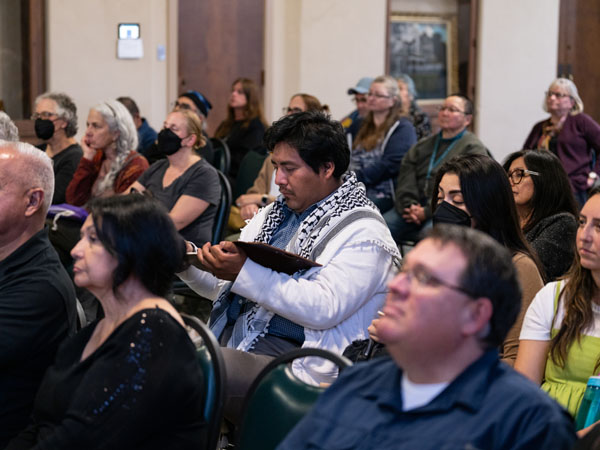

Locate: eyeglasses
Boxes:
[546,91,570,99]
[507,168,540,185]
[282,106,304,115]
[438,106,466,114]
[174,101,194,111]
[353,96,368,104]
[399,261,477,298]
[367,92,391,99]
[31,111,58,120]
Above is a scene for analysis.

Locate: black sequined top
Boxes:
[7,308,206,450]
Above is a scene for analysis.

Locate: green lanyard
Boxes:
[426,129,466,180]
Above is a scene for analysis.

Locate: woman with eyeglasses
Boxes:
[66,100,148,206]
[7,194,207,449]
[126,109,221,246]
[214,78,268,180]
[349,75,417,213]
[503,150,579,280]
[515,187,600,421]
[524,78,600,205]
[431,154,544,365]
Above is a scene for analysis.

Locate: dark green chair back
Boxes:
[232,148,268,199]
[181,313,226,450]
[210,137,231,175]
[236,348,352,450]
[212,170,232,245]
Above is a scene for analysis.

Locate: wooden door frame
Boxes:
[21,0,46,118]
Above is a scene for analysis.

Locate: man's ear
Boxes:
[24,188,44,217]
[320,161,335,179]
[461,297,493,338]
[463,114,473,128]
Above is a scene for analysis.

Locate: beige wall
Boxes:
[46,0,172,140]
[476,0,560,161]
[264,0,387,123]
[45,0,560,158]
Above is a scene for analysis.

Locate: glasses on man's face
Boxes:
[174,101,193,111]
[438,105,466,114]
[399,261,477,298]
[282,106,303,115]
[31,111,58,120]
[353,96,368,104]
[546,91,570,99]
[367,92,391,99]
[507,168,540,185]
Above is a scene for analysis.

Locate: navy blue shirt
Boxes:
[278,350,576,450]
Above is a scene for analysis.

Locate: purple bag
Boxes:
[47,203,89,230]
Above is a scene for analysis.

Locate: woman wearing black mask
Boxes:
[431,154,544,365]
[33,92,83,204]
[127,110,221,246]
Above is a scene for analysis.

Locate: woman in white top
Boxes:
[516,186,600,419]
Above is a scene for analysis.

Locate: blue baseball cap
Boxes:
[347,77,374,95]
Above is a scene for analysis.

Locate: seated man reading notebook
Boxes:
[178,111,400,423]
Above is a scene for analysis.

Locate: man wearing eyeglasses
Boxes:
[279,225,575,450]
[384,94,488,244]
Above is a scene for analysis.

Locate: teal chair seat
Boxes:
[181,313,226,450]
[236,348,352,450]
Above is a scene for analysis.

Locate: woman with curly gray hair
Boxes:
[66,100,148,206]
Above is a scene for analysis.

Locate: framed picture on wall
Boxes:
[388,14,458,102]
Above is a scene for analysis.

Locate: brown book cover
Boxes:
[233,241,321,275]
[185,242,321,276]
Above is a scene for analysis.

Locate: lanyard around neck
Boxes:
[426,129,466,179]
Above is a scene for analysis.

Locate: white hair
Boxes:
[0,111,19,141]
[92,100,139,195]
[0,140,54,213]
[543,78,584,115]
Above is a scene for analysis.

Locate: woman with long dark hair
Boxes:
[431,154,544,365]
[214,77,268,179]
[516,187,600,419]
[503,150,578,280]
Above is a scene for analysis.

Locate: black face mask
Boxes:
[433,201,472,227]
[34,118,55,140]
[157,128,183,156]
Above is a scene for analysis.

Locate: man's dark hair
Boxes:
[116,96,140,117]
[448,93,474,115]
[264,110,350,178]
[87,194,185,298]
[426,224,521,348]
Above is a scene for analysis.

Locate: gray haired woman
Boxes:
[66,99,148,206]
[524,77,600,205]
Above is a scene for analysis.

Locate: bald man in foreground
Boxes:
[0,141,76,446]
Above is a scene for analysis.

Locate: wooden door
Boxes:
[178,0,265,135]
[558,0,600,122]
